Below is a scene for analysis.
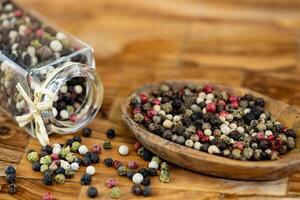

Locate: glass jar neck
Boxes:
[42,61,103,134]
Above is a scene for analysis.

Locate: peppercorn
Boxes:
[42,145,53,155]
[55,174,65,184]
[56,167,65,175]
[81,174,92,185]
[5,165,16,175]
[104,158,113,167]
[258,140,269,150]
[43,172,53,185]
[31,161,41,171]
[71,141,81,152]
[91,144,101,154]
[118,166,127,176]
[73,135,82,142]
[141,176,151,186]
[127,170,135,179]
[82,156,92,167]
[5,173,16,184]
[87,186,98,198]
[285,129,296,138]
[106,178,118,188]
[128,160,138,170]
[132,184,142,196]
[148,168,157,176]
[82,127,92,137]
[151,156,162,165]
[110,187,122,199]
[113,160,123,169]
[27,151,39,163]
[90,153,100,164]
[142,148,153,161]
[103,140,112,149]
[65,169,75,178]
[65,138,74,147]
[138,168,149,177]
[143,186,152,197]
[7,183,17,194]
[106,128,116,139]
[59,146,70,158]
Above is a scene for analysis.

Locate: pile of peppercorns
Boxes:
[130,83,297,161]
[4,165,17,194]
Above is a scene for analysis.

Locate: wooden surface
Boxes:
[1,0,300,199]
[121,81,300,181]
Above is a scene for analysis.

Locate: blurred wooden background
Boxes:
[1,0,300,199]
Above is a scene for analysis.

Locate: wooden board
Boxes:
[0,0,300,199]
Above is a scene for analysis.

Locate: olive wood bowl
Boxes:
[121,80,300,181]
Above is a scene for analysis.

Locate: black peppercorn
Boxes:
[142,149,153,161]
[274,124,282,132]
[90,153,100,164]
[84,152,92,159]
[32,161,41,172]
[8,183,17,194]
[73,135,82,142]
[104,158,113,167]
[43,172,53,185]
[258,140,269,150]
[255,98,265,107]
[5,173,16,184]
[229,131,242,141]
[39,150,49,157]
[87,186,98,198]
[285,129,296,138]
[201,143,209,152]
[56,167,65,175]
[261,151,269,160]
[82,127,92,137]
[147,168,157,176]
[171,99,182,110]
[5,165,16,175]
[141,176,151,186]
[81,174,92,185]
[74,157,82,165]
[82,157,92,166]
[138,168,149,177]
[242,93,254,101]
[127,170,135,179]
[244,113,255,124]
[106,128,116,139]
[142,186,152,197]
[42,145,53,155]
[65,138,74,147]
[132,184,142,196]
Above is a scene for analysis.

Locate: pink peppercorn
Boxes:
[203,84,213,93]
[231,101,239,109]
[219,111,229,117]
[134,142,142,151]
[201,135,209,143]
[144,116,150,122]
[256,132,265,140]
[146,109,157,118]
[36,29,44,37]
[267,135,275,141]
[112,160,123,169]
[133,107,141,114]
[196,130,204,138]
[69,114,77,122]
[217,99,226,107]
[229,95,238,102]
[206,102,216,113]
[42,192,53,200]
[233,141,244,150]
[128,160,138,170]
[51,153,59,160]
[151,98,160,105]
[106,178,118,188]
[91,144,101,154]
[139,94,148,104]
[14,10,23,17]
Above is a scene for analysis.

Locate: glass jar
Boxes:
[0,1,103,145]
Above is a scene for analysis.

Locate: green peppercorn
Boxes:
[137,147,144,156]
[59,146,70,158]
[242,147,253,160]
[65,169,75,178]
[159,170,170,183]
[71,141,81,152]
[55,174,65,184]
[66,153,76,163]
[231,149,242,160]
[110,187,122,199]
[40,164,49,173]
[117,166,127,176]
[134,113,144,123]
[161,162,169,171]
[40,155,52,165]
[151,156,162,165]
[27,151,39,163]
[287,137,296,150]
[103,140,112,149]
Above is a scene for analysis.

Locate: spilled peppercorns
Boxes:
[130,83,297,161]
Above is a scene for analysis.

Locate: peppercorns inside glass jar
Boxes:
[0,1,103,145]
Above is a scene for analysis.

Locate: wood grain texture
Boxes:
[0,0,299,199]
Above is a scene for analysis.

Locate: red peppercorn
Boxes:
[91,144,101,154]
[196,130,204,138]
[128,160,139,170]
[217,99,226,107]
[139,94,148,104]
[203,84,213,93]
[206,102,216,113]
[69,114,77,122]
[106,178,118,188]
[151,98,160,105]
[133,107,141,114]
[201,135,209,143]
[51,153,59,160]
[219,111,229,117]
[144,116,150,122]
[112,160,123,169]
[233,141,244,150]
[256,132,265,140]
[36,29,44,37]
[146,109,157,118]
[231,101,239,109]
[42,192,53,200]
[134,142,143,151]
[229,95,238,102]
[282,127,288,132]
[267,135,275,141]
[14,10,23,17]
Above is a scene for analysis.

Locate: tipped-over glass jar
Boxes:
[0,1,103,145]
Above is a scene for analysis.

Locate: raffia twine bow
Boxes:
[15,83,57,146]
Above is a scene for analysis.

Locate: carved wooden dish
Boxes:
[121,80,300,181]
